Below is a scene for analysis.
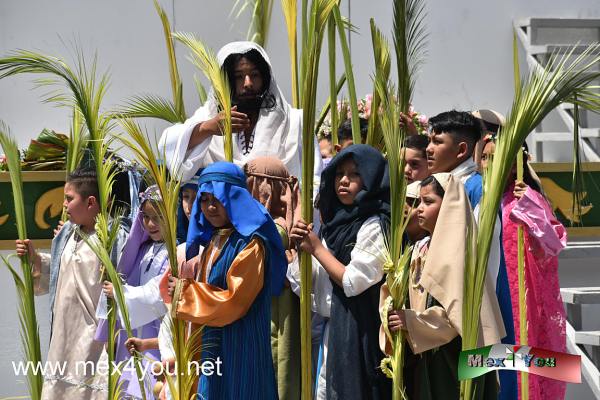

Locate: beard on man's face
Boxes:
[233,90,264,114]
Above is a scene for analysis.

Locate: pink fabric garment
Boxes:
[502,184,568,400]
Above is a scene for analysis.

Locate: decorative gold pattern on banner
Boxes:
[35,186,64,229]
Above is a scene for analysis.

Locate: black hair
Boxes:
[222,49,276,109]
[337,118,368,144]
[74,149,134,216]
[67,167,99,199]
[404,134,429,158]
[429,110,482,157]
[420,175,446,198]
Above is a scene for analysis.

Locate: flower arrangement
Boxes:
[317,95,428,140]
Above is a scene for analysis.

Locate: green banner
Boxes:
[0,171,65,248]
[531,162,600,236]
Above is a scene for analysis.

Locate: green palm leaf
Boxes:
[0,122,43,400]
[281,0,300,107]
[233,0,275,48]
[393,0,428,113]
[118,118,200,399]
[332,5,361,144]
[298,1,337,398]
[173,32,234,161]
[153,0,186,121]
[366,18,392,149]
[375,77,411,400]
[0,47,144,398]
[115,94,183,123]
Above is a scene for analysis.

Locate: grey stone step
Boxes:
[518,17,600,30]
[561,287,600,304]
[575,331,600,346]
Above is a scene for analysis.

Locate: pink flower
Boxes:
[418,114,428,126]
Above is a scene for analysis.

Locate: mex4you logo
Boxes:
[458,344,581,383]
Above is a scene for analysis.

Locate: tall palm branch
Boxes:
[332,5,362,144]
[173,32,234,161]
[233,0,275,48]
[366,18,392,149]
[0,49,142,398]
[118,118,200,398]
[115,0,187,124]
[375,76,412,400]
[298,1,337,399]
[462,43,600,399]
[0,122,43,400]
[392,0,427,115]
[281,0,300,107]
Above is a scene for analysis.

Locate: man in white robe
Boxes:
[159,41,322,184]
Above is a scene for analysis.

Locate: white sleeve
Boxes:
[286,248,332,318]
[474,205,501,290]
[158,104,215,181]
[120,276,168,329]
[341,217,386,297]
[312,254,333,318]
[286,254,301,297]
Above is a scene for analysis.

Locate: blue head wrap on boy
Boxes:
[186,161,288,296]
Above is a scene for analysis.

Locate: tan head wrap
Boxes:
[244,156,301,248]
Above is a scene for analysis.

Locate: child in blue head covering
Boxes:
[167,161,285,400]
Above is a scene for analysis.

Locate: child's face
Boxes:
[417,184,443,234]
[404,148,429,184]
[63,183,98,229]
[200,193,231,228]
[181,188,197,220]
[426,132,466,173]
[480,141,495,171]
[142,201,162,242]
[319,138,333,159]
[404,197,426,242]
[335,158,363,205]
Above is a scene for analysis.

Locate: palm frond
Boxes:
[173,32,233,161]
[114,94,183,123]
[0,46,128,397]
[571,96,585,226]
[298,1,337,398]
[233,0,275,47]
[315,73,346,138]
[281,0,299,107]
[81,216,147,400]
[118,118,200,398]
[327,15,339,152]
[513,34,529,399]
[332,5,361,144]
[153,0,186,120]
[0,122,43,400]
[463,43,600,399]
[366,18,392,149]
[375,73,411,400]
[393,0,428,112]
[194,75,208,105]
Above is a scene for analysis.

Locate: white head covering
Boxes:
[406,181,421,199]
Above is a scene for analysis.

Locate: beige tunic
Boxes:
[39,232,108,399]
[379,238,457,356]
